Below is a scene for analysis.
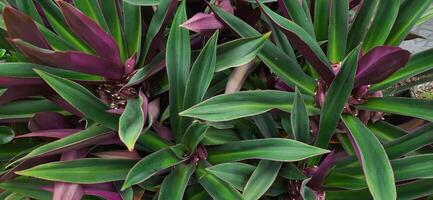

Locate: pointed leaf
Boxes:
[291,88,311,143]
[243,160,281,200]
[99,0,126,61]
[314,47,359,149]
[180,90,319,122]
[207,138,329,163]
[342,115,396,200]
[357,97,433,122]
[209,4,316,94]
[195,161,243,200]
[216,33,269,71]
[35,70,119,129]
[17,158,136,184]
[258,2,334,84]
[57,1,122,66]
[74,0,109,31]
[158,163,195,200]
[166,1,190,141]
[122,144,188,189]
[181,121,209,152]
[206,162,255,191]
[347,1,379,52]
[119,91,148,151]
[277,0,315,37]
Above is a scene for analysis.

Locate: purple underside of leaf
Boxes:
[355,46,410,87]
[57,1,122,67]
[276,0,289,18]
[3,7,52,49]
[53,182,84,200]
[11,39,123,80]
[181,13,224,33]
[257,2,335,84]
[15,129,81,139]
[124,55,137,76]
[106,108,124,115]
[275,78,295,92]
[0,77,44,87]
[0,86,51,105]
[28,112,74,131]
[152,122,173,141]
[307,151,338,190]
[43,183,122,200]
[350,0,363,9]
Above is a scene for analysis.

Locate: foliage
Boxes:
[0,0,432,199]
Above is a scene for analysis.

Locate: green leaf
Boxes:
[119,92,147,151]
[35,70,119,130]
[158,163,195,200]
[140,0,176,65]
[279,163,307,180]
[341,115,396,200]
[0,178,52,200]
[243,160,281,200]
[264,17,296,59]
[13,126,111,165]
[253,113,279,138]
[16,0,43,24]
[195,161,244,200]
[313,0,329,41]
[314,47,359,150]
[207,138,329,163]
[0,126,14,144]
[137,130,172,151]
[122,144,188,189]
[181,121,209,152]
[206,162,255,191]
[36,22,76,51]
[202,128,240,145]
[371,48,433,91]
[357,97,433,122]
[180,90,319,122]
[123,1,142,56]
[346,1,378,52]
[166,0,190,141]
[215,33,269,72]
[99,0,126,61]
[328,0,348,62]
[123,0,160,6]
[17,158,135,184]
[291,88,311,143]
[209,4,316,94]
[124,51,164,88]
[279,0,315,37]
[0,62,104,81]
[385,0,433,45]
[362,0,400,52]
[74,0,109,31]
[367,121,408,143]
[35,0,93,53]
[184,31,218,109]
[0,99,60,119]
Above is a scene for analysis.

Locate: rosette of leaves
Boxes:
[0,0,433,200]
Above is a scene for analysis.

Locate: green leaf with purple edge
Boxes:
[17,158,136,184]
[313,46,359,151]
[73,0,109,31]
[257,1,334,84]
[122,144,189,190]
[342,114,396,200]
[34,69,119,130]
[119,91,148,151]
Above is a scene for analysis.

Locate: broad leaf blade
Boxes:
[328,0,348,63]
[158,163,195,200]
[243,160,281,200]
[342,115,396,200]
[123,1,142,56]
[17,158,136,184]
[181,121,209,152]
[207,138,329,163]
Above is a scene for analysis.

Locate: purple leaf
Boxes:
[355,46,410,87]
[0,156,58,182]
[53,183,84,200]
[57,0,122,67]
[28,112,73,131]
[307,151,338,190]
[275,78,295,92]
[3,7,51,49]
[15,129,80,139]
[12,39,123,79]
[83,188,123,200]
[124,54,137,77]
[181,13,224,34]
[0,86,51,105]
[46,95,84,118]
[152,122,173,141]
[106,108,124,115]
[0,77,43,87]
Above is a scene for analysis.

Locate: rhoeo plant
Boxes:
[1,0,433,199]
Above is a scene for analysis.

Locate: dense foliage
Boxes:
[0,0,433,199]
